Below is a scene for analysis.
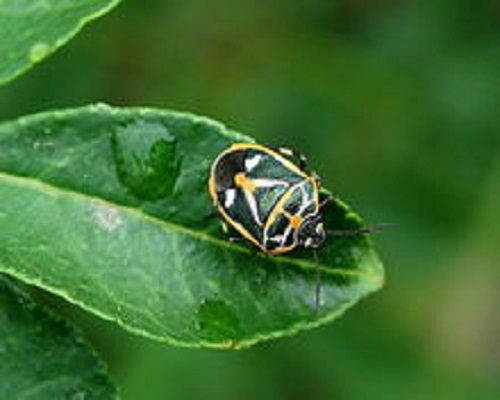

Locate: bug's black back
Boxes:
[210,144,317,252]
[212,149,246,191]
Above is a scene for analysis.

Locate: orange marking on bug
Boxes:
[234,172,256,192]
[289,214,302,228]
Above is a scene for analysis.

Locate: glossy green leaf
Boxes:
[0,0,121,85]
[0,275,116,399]
[0,104,384,348]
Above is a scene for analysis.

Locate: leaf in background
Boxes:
[0,0,121,85]
[0,274,116,399]
[0,104,384,348]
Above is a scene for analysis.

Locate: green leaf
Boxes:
[0,0,121,85]
[0,104,384,348]
[0,274,116,399]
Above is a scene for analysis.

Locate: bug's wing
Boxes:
[216,187,265,244]
[245,148,305,183]
[243,148,305,219]
[212,146,312,249]
[264,179,319,252]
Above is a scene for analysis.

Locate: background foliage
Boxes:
[1,0,499,399]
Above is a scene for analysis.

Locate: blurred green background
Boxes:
[2,0,500,399]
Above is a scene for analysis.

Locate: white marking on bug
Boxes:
[92,202,124,232]
[278,225,294,247]
[279,147,293,156]
[244,190,263,225]
[269,235,283,243]
[224,189,237,208]
[262,181,310,249]
[252,178,289,188]
[245,154,262,172]
[297,181,314,214]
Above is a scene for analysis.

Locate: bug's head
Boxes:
[297,214,326,249]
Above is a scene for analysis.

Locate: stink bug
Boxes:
[208,142,393,308]
[209,142,330,255]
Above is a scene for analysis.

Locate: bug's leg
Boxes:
[227,235,261,256]
[319,194,334,209]
[228,236,245,243]
[327,222,398,237]
[224,224,244,243]
[221,221,240,239]
[311,171,321,185]
[312,249,321,312]
[222,222,253,247]
[271,146,308,171]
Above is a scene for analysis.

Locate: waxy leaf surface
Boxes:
[0,104,384,348]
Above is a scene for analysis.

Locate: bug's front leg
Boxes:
[319,193,334,209]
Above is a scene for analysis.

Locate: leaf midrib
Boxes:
[0,171,377,280]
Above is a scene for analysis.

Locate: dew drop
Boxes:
[111,120,181,200]
[28,42,50,63]
[91,102,112,112]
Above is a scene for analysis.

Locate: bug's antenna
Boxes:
[312,249,321,312]
[327,222,398,237]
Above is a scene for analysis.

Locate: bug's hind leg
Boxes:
[221,220,230,234]
[223,222,243,242]
[222,222,257,252]
[226,234,261,255]
[312,249,322,312]
[228,236,246,244]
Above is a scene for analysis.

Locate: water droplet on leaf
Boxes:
[28,42,50,63]
[92,102,112,112]
[111,120,181,200]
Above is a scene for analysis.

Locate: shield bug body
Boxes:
[208,142,329,255]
